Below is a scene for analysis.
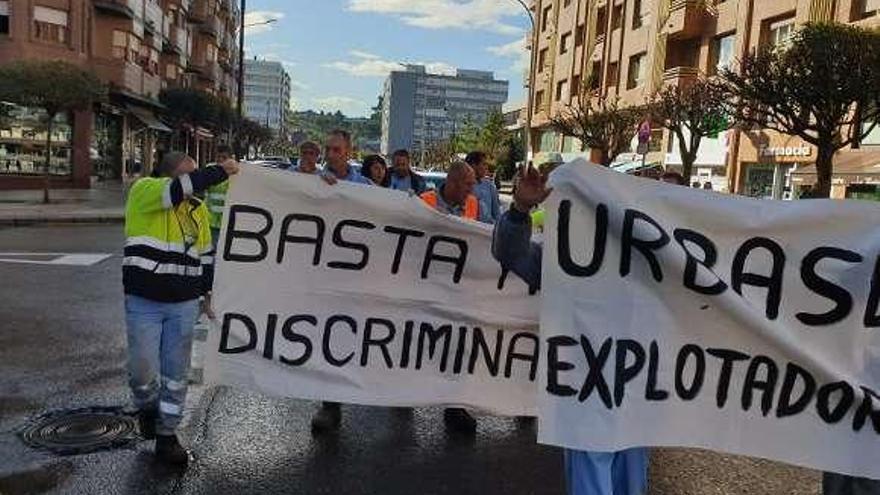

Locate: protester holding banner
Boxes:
[320,130,372,186]
[292,141,321,174]
[123,152,239,466]
[311,128,374,433]
[465,151,501,224]
[205,145,235,248]
[492,164,649,495]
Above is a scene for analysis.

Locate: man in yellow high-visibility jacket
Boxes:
[123,151,238,466]
[205,145,234,248]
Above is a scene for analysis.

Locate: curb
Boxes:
[0,215,125,227]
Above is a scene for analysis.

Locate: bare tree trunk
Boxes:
[815,144,835,198]
[43,113,55,204]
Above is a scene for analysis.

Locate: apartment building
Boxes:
[0,0,240,189]
[381,64,509,158]
[527,0,880,196]
[243,58,291,134]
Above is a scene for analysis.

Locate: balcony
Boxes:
[662,66,700,88]
[93,0,139,18]
[663,0,707,40]
[189,59,221,82]
[143,1,163,36]
[163,26,186,55]
[188,0,210,23]
[198,16,222,37]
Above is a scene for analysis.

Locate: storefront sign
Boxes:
[760,145,811,157]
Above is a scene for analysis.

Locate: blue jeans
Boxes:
[124,295,199,435]
[565,448,649,495]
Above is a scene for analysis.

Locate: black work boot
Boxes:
[155,434,191,467]
[311,402,342,434]
[444,408,477,435]
[137,409,157,440]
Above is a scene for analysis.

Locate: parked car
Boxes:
[421,171,447,191]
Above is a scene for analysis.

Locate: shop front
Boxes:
[0,103,93,190]
[735,132,814,200]
[790,149,880,200]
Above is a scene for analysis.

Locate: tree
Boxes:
[721,22,880,198]
[649,77,730,183]
[550,93,645,166]
[233,118,274,157]
[495,133,525,181]
[478,110,510,161]
[422,139,457,170]
[0,60,105,203]
[451,118,481,154]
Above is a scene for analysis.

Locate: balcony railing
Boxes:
[662,66,700,87]
[93,0,139,19]
[663,0,706,40]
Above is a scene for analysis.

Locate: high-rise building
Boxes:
[243,58,291,135]
[526,0,880,197]
[0,0,240,189]
[381,64,509,158]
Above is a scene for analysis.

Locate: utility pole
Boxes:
[237,0,246,118]
[513,0,537,165]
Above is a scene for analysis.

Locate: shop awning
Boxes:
[126,105,172,133]
[791,150,880,176]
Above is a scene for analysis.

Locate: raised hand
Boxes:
[513,165,552,213]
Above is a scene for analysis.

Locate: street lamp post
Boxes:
[512,0,537,166]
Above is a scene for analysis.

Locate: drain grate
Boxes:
[20,406,139,456]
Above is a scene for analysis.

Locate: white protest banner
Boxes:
[205,166,540,415]
[539,159,880,478]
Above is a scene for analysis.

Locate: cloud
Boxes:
[313,96,370,116]
[350,50,381,60]
[243,11,284,35]
[325,52,456,78]
[347,0,522,35]
[488,38,528,75]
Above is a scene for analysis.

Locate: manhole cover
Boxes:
[20,406,138,455]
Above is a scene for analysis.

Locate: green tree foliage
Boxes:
[0,60,106,203]
[649,77,730,183]
[550,94,645,166]
[721,22,880,198]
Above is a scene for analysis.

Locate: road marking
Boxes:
[0,252,114,266]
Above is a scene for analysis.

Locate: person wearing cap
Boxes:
[293,141,321,175]
[492,164,649,495]
[465,151,501,224]
[123,152,239,466]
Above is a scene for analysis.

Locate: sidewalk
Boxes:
[0,183,126,226]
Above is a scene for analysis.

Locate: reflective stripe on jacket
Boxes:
[124,176,214,302]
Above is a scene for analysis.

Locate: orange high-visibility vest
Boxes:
[420,190,479,220]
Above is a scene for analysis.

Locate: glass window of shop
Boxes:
[0,104,73,176]
[92,112,123,181]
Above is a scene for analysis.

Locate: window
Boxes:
[33,6,68,44]
[766,16,795,49]
[556,79,568,101]
[627,53,646,89]
[589,61,602,90]
[166,63,177,80]
[542,6,552,32]
[560,31,571,55]
[534,90,545,113]
[596,7,608,32]
[0,104,73,176]
[853,0,879,19]
[112,30,127,59]
[710,32,736,75]
[564,0,572,6]
[0,1,9,35]
[128,33,140,63]
[606,62,619,88]
[611,4,623,30]
[571,75,581,97]
[538,47,549,72]
[575,24,585,46]
[632,0,645,29]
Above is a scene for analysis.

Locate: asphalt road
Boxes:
[0,224,821,495]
